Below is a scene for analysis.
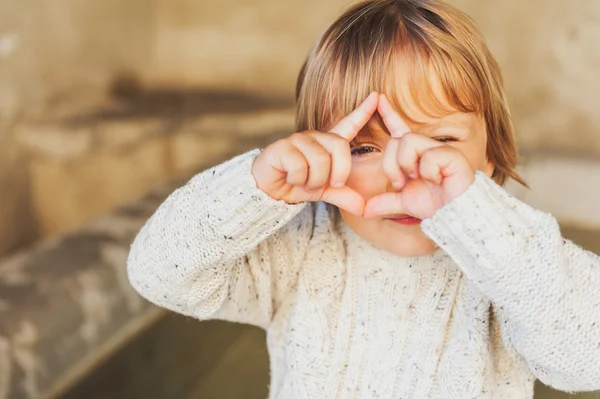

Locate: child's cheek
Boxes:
[450,141,488,174]
[346,158,387,199]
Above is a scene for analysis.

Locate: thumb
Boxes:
[321,186,365,216]
[363,192,406,219]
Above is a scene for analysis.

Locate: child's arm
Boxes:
[370,94,600,392]
[421,172,600,392]
[127,93,379,329]
[127,150,310,328]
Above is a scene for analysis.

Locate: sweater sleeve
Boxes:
[421,171,600,393]
[126,149,313,329]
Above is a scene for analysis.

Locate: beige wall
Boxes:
[146,0,354,95]
[0,0,154,256]
[0,0,153,115]
[449,0,600,156]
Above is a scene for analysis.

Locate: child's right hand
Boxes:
[252,92,378,216]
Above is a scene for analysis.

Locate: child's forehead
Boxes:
[354,110,479,139]
[382,65,459,120]
[339,62,470,122]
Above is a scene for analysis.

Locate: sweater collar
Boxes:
[337,218,455,274]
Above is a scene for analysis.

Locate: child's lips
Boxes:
[384,215,422,225]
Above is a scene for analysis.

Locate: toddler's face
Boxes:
[339,104,494,257]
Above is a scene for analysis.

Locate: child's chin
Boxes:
[369,230,439,257]
[381,224,438,257]
[341,212,438,257]
[384,238,439,257]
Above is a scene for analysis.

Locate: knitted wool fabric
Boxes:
[127,150,600,398]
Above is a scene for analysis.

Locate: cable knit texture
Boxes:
[127,149,600,398]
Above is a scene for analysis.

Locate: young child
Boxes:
[127,0,600,397]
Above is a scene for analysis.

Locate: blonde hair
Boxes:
[295,0,526,186]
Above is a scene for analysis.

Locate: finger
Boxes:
[278,145,309,186]
[363,192,406,219]
[329,91,378,141]
[397,133,444,179]
[311,133,351,188]
[419,146,475,201]
[321,186,365,216]
[378,94,411,139]
[290,135,331,190]
[382,138,405,189]
[418,147,450,185]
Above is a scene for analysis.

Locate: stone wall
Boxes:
[17,92,294,236]
[0,0,154,256]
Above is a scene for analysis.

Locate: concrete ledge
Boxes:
[0,136,279,399]
[0,187,165,399]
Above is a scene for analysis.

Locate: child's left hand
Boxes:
[363,95,476,220]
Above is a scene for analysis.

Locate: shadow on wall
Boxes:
[78,74,295,123]
[0,121,38,257]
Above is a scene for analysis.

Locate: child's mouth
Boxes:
[384,215,422,226]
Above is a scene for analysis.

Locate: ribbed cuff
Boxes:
[199,149,307,250]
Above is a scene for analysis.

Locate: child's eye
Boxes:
[434,136,458,143]
[350,145,379,156]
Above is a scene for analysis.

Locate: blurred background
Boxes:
[0,0,599,398]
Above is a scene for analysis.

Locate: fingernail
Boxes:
[392,181,403,189]
[331,181,344,188]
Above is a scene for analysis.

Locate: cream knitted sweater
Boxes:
[127,150,600,398]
